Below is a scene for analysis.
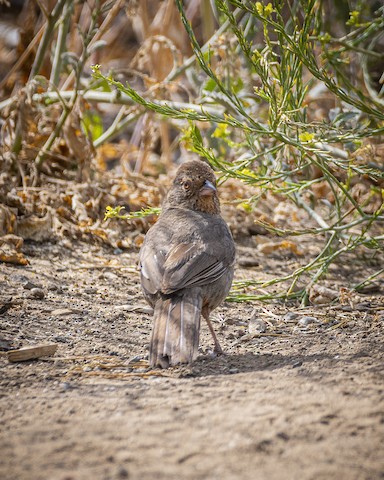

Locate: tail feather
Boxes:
[149,291,202,368]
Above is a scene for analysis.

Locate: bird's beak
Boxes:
[199,180,217,197]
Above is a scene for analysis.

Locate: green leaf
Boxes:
[82,110,103,142]
[104,206,161,222]
[203,77,217,92]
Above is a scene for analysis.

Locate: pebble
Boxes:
[292,361,303,368]
[0,338,13,350]
[297,316,320,326]
[101,271,119,281]
[23,280,43,290]
[28,288,45,300]
[117,466,129,479]
[54,335,70,343]
[283,312,300,322]
[128,355,143,364]
[237,257,260,267]
[117,304,153,314]
[134,368,149,373]
[10,274,28,284]
[51,308,82,316]
[248,318,267,334]
[240,334,252,342]
[60,382,75,392]
[84,287,97,294]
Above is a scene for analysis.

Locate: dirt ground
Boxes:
[0,240,383,480]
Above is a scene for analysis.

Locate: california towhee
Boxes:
[139,160,235,368]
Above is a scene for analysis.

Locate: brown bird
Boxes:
[139,160,235,368]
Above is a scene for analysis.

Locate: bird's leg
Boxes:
[202,308,223,355]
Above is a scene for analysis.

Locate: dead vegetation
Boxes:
[0,0,383,301]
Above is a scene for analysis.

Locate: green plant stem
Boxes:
[93,109,144,148]
[50,0,73,87]
[35,107,70,168]
[292,191,330,229]
[31,89,226,117]
[29,0,68,80]
[166,7,244,82]
[61,0,125,91]
[353,268,384,291]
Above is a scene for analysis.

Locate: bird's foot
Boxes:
[211,344,223,357]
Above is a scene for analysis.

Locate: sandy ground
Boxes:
[1,241,383,480]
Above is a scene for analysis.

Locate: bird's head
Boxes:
[166,160,220,214]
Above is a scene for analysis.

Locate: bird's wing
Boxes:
[161,242,228,294]
[139,245,166,295]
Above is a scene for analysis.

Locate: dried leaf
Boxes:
[0,250,29,266]
[257,240,303,256]
[0,234,29,265]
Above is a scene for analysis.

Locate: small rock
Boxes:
[283,312,300,322]
[240,334,252,342]
[60,382,74,392]
[101,271,118,281]
[292,361,303,368]
[54,335,70,343]
[84,287,97,294]
[297,316,320,326]
[9,274,29,283]
[51,308,82,316]
[128,355,143,364]
[134,368,149,373]
[277,431,290,441]
[117,466,129,479]
[23,280,43,290]
[236,329,246,338]
[117,304,153,314]
[0,338,14,351]
[340,305,353,312]
[28,288,45,300]
[249,318,267,334]
[237,257,260,268]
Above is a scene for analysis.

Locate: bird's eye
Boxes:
[180,179,191,190]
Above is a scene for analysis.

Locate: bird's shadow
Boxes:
[176,351,341,378]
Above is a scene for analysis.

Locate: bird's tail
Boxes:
[149,291,202,368]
